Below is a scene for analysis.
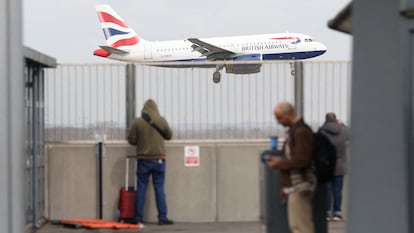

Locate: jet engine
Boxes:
[226,54,262,74]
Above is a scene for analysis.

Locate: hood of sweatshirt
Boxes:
[141,99,160,120]
[321,121,341,135]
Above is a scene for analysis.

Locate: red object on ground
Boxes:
[119,187,136,221]
[58,219,140,229]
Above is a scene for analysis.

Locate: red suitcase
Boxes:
[118,156,137,222]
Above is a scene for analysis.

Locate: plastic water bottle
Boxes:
[270,136,278,150]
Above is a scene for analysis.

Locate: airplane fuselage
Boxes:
[101,33,326,63]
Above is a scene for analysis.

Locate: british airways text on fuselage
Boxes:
[241,44,289,51]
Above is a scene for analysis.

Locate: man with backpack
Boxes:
[266,101,316,233]
[318,112,350,221]
[127,99,174,226]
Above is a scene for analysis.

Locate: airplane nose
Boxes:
[314,42,327,56]
[317,42,327,52]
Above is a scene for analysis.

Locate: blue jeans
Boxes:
[326,176,344,215]
[134,159,168,221]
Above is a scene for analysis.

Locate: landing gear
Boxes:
[212,64,225,83]
[213,71,221,83]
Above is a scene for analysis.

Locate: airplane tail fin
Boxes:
[95,4,143,48]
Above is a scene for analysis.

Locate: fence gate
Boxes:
[24,48,57,229]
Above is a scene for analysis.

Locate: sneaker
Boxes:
[326,211,331,221]
[158,219,174,225]
[129,218,144,225]
[333,215,343,221]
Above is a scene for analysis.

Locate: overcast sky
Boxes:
[23,0,352,63]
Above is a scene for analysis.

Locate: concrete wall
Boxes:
[46,140,268,222]
[45,140,349,223]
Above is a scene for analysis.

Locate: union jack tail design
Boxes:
[96,4,142,48]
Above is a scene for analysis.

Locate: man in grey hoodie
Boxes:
[319,112,350,221]
[127,99,173,225]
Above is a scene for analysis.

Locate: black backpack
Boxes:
[313,130,337,183]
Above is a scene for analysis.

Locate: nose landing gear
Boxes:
[289,62,295,76]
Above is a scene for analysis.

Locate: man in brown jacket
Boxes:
[266,101,316,233]
[127,99,173,225]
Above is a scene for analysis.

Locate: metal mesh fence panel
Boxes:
[44,61,351,141]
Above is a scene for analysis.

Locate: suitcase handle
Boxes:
[125,156,137,191]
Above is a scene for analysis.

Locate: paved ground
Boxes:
[36,221,345,233]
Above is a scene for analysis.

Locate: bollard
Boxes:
[259,137,290,233]
[313,182,328,233]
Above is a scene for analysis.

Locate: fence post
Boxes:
[96,141,104,219]
[294,61,327,233]
[294,61,304,117]
[126,64,136,133]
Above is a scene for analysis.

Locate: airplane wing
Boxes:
[187,38,236,60]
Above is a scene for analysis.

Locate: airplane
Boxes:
[94,4,327,83]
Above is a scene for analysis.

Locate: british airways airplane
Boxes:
[94,4,327,83]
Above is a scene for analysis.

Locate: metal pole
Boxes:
[32,67,40,229]
[410,33,414,233]
[294,61,304,117]
[0,0,24,232]
[96,141,103,219]
[126,64,136,132]
[293,61,327,233]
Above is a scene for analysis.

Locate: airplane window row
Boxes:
[304,38,313,42]
[156,47,191,52]
[241,41,280,46]
[155,41,283,53]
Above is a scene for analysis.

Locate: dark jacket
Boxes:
[127,99,172,159]
[319,121,350,176]
[278,118,315,187]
